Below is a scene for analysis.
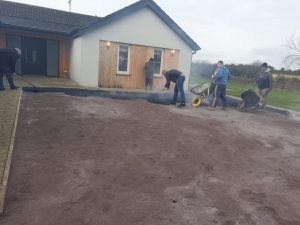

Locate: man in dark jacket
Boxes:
[162,69,186,108]
[0,48,21,91]
[255,62,272,112]
[143,58,155,91]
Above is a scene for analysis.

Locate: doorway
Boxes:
[21,37,47,75]
[6,35,60,76]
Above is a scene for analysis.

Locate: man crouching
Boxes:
[162,69,186,108]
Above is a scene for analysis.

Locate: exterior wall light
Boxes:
[171,49,175,55]
[107,41,111,48]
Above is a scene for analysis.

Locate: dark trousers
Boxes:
[212,84,227,107]
[0,67,15,89]
[173,75,185,104]
[145,77,153,90]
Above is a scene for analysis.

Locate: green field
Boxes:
[189,76,300,112]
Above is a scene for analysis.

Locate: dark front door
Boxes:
[21,37,47,75]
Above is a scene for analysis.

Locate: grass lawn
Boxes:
[189,76,300,112]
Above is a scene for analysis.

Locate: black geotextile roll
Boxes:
[241,89,260,107]
[22,87,172,105]
[22,87,290,115]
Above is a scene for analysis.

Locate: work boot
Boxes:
[10,86,19,90]
[177,103,186,108]
[258,108,267,112]
[222,107,227,111]
[170,101,176,105]
[0,87,5,91]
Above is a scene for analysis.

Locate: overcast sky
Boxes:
[7,0,300,69]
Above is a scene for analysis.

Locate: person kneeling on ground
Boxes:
[255,62,272,112]
[0,48,21,91]
[162,69,186,108]
[208,60,231,111]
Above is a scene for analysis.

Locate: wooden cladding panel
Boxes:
[60,39,71,78]
[99,41,149,89]
[99,40,180,90]
[99,41,117,88]
[128,45,147,89]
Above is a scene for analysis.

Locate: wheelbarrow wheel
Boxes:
[192,96,202,107]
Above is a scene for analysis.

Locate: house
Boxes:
[0,0,200,90]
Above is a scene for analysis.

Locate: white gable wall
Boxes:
[70,8,194,89]
[69,37,85,85]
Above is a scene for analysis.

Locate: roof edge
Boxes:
[0,23,73,36]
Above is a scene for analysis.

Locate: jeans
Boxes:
[0,67,16,89]
[256,88,269,109]
[212,84,227,107]
[173,75,185,104]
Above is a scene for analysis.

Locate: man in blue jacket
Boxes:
[208,60,231,111]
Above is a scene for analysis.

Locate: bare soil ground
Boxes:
[1,92,300,225]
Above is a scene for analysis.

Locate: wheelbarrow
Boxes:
[190,82,216,107]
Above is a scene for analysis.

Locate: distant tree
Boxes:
[251,60,262,67]
[273,67,300,76]
[284,34,300,69]
[190,60,215,77]
[191,61,293,81]
[227,62,261,79]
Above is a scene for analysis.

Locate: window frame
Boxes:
[117,44,130,75]
[153,48,164,77]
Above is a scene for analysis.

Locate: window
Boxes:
[117,44,130,74]
[153,49,163,75]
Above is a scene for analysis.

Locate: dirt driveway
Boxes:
[1,92,300,225]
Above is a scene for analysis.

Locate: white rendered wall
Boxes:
[69,38,81,84]
[70,8,195,89]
